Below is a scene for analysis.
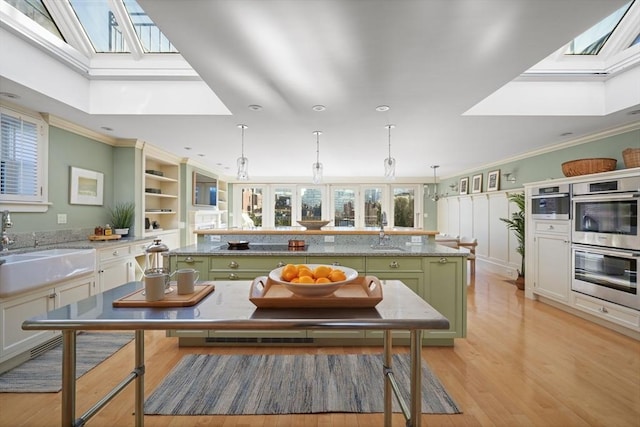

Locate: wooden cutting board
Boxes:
[89,234,122,241]
[113,282,215,307]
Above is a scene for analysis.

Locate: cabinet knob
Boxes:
[331,262,341,266]
[48,292,57,299]
[389,261,399,269]
[439,257,448,264]
[185,256,194,263]
[548,225,554,230]
[599,306,609,314]
[276,261,286,268]
[112,250,119,256]
[228,273,238,280]
[229,261,239,269]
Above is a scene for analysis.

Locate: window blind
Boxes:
[1,112,39,197]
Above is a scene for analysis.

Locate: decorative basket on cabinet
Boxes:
[561,158,617,177]
[622,148,640,168]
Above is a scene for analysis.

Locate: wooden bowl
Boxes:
[561,158,616,177]
[297,220,330,230]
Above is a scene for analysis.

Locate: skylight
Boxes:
[122,0,178,53]
[69,0,130,53]
[565,0,633,55]
[3,0,63,40]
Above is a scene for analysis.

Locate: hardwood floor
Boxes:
[1,269,639,427]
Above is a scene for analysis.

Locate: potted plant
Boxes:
[110,202,136,236]
[500,192,525,289]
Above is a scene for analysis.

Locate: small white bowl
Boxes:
[268,264,358,297]
[297,220,330,230]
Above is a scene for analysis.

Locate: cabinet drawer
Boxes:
[307,256,365,271]
[366,256,423,272]
[573,292,640,330]
[98,246,131,262]
[210,256,307,271]
[534,221,569,234]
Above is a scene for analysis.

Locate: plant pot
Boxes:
[515,275,525,290]
[115,228,129,236]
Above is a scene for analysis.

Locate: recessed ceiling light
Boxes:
[100,126,113,132]
[184,146,192,150]
[248,104,262,111]
[376,105,390,112]
[0,92,20,99]
[312,105,326,112]
[629,109,640,115]
[198,153,205,157]
[216,162,223,166]
[560,132,573,137]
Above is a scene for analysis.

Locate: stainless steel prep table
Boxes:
[22,280,450,427]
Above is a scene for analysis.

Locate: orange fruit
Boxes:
[290,277,300,283]
[328,269,347,282]
[298,268,313,278]
[298,275,315,284]
[313,265,332,279]
[315,277,331,284]
[281,264,298,282]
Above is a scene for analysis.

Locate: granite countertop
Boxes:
[0,236,156,256]
[195,228,440,236]
[167,242,467,257]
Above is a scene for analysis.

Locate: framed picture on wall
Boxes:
[459,177,469,195]
[70,166,104,205]
[487,169,500,191]
[472,174,483,193]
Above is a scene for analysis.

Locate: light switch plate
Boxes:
[210,235,221,242]
[324,236,335,243]
[411,236,422,243]
[57,213,67,224]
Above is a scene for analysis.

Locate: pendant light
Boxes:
[428,165,445,201]
[236,124,249,181]
[312,131,323,184]
[383,124,396,180]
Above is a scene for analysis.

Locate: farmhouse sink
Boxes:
[0,248,96,297]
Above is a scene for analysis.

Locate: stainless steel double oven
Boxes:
[571,176,639,311]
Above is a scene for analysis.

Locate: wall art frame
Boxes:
[70,166,104,205]
[487,169,500,191]
[472,173,483,193]
[459,177,469,195]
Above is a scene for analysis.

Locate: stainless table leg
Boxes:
[383,330,392,427]
[135,330,144,427]
[61,331,76,427]
[410,329,423,427]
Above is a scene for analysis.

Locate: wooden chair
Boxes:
[458,236,478,277]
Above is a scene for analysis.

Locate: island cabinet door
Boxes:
[422,256,467,340]
[169,255,210,281]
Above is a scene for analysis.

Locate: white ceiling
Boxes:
[2,0,639,182]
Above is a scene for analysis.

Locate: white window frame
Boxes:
[0,104,49,212]
[232,183,422,229]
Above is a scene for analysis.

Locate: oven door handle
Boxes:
[573,192,639,202]
[531,194,569,199]
[572,244,639,259]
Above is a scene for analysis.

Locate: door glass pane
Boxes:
[393,187,415,227]
[364,188,383,227]
[240,187,263,227]
[333,188,356,227]
[274,187,292,227]
[300,188,322,221]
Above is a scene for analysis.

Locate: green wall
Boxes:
[10,127,115,233]
[439,129,639,194]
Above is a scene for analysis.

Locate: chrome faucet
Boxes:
[1,210,14,252]
[378,211,389,246]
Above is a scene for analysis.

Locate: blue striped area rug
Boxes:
[0,332,134,393]
[144,353,461,415]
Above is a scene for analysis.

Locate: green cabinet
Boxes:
[169,255,210,280]
[209,255,306,280]
[422,256,466,343]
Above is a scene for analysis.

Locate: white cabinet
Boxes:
[532,220,571,303]
[0,274,94,365]
[573,292,640,331]
[97,244,136,292]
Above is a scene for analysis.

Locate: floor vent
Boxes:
[30,335,62,359]
[205,337,314,344]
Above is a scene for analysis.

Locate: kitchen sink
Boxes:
[0,248,96,297]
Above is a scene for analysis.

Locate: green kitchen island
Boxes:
[167,239,467,346]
